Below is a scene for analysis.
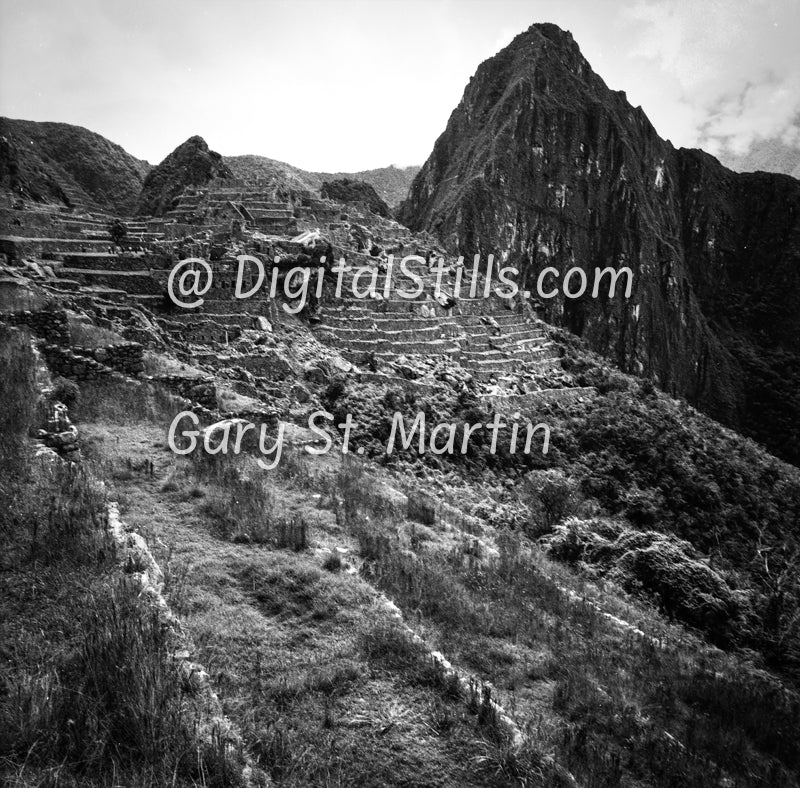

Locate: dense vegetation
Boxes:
[0,117,149,213]
[321,178,390,217]
[323,334,800,678]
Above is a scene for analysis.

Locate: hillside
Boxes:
[400,23,800,466]
[2,267,800,784]
[0,117,150,214]
[0,118,419,217]
[320,178,390,217]
[225,155,420,207]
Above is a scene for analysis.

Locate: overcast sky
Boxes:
[0,0,798,170]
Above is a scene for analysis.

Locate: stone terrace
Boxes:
[1,198,581,409]
[314,255,564,387]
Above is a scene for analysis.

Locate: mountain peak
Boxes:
[401,24,800,466]
[136,135,232,216]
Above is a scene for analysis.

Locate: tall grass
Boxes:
[0,328,247,787]
[0,326,36,483]
[1,578,246,788]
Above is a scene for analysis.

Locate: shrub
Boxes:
[108,218,128,245]
[522,469,582,536]
[542,518,747,646]
[51,375,80,409]
[407,490,437,526]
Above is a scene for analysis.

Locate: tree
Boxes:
[108,218,127,246]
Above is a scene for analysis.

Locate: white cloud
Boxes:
[620,0,800,156]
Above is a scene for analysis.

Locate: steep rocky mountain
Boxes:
[136,135,233,216]
[225,155,419,207]
[0,117,150,214]
[401,23,800,465]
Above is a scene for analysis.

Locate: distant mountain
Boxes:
[0,117,420,217]
[136,136,233,216]
[325,165,421,207]
[225,155,419,207]
[0,117,150,214]
[401,23,800,466]
[722,134,800,180]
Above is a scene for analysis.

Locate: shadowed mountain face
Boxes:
[400,23,800,465]
[136,135,234,216]
[0,117,150,214]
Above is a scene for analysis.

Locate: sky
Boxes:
[0,0,798,170]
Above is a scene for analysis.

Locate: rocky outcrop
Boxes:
[36,400,79,457]
[136,136,233,216]
[321,178,390,217]
[400,23,800,465]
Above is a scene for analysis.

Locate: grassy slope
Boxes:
[71,370,800,786]
[4,315,800,786]
[72,389,531,787]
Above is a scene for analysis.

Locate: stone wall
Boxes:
[1,308,71,345]
[41,344,114,381]
[40,340,144,380]
[482,386,598,412]
[71,342,144,376]
[147,374,218,410]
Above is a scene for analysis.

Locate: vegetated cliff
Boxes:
[400,23,800,465]
[0,117,150,214]
[136,136,233,216]
[321,178,390,216]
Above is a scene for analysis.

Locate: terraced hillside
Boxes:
[2,170,800,787]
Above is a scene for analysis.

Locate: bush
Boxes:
[522,469,582,536]
[407,490,437,526]
[542,518,747,646]
[51,375,80,409]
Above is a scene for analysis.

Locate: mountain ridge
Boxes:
[0,117,150,214]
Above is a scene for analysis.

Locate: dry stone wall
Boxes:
[1,307,71,344]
